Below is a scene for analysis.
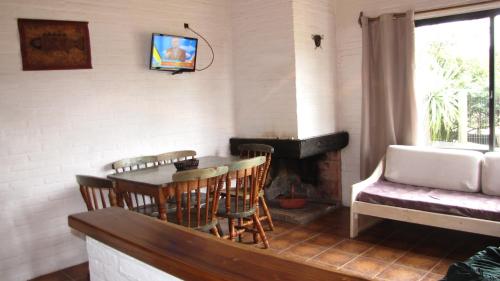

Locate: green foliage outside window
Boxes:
[424,41,498,144]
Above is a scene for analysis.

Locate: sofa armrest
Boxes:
[351,156,385,205]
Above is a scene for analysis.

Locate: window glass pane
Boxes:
[416,18,490,150]
[496,15,500,150]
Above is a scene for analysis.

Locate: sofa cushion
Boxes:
[384,145,483,193]
[482,152,500,196]
[356,180,500,222]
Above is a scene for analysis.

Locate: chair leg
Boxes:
[216,222,224,237]
[253,208,259,243]
[253,214,269,249]
[238,218,243,242]
[259,195,274,231]
[210,227,221,238]
[228,218,236,241]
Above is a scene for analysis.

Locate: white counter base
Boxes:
[86,237,182,281]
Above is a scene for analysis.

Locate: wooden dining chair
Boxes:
[238,143,275,231]
[221,156,269,248]
[113,179,172,219]
[157,150,196,165]
[170,166,228,236]
[112,155,158,173]
[76,175,117,211]
[158,150,198,206]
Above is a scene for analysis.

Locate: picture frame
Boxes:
[17,18,92,70]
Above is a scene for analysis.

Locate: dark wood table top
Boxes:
[69,207,365,281]
[107,156,239,187]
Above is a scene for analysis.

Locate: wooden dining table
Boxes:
[107,156,239,221]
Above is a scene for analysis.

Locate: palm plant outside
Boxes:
[418,22,499,146]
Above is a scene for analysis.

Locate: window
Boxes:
[415,9,500,151]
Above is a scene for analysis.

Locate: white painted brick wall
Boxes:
[231,0,299,139]
[293,0,337,139]
[86,237,181,281]
[334,0,486,205]
[0,1,234,280]
[231,0,338,140]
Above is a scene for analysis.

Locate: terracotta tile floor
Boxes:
[251,208,499,280]
[31,207,499,281]
[29,262,89,281]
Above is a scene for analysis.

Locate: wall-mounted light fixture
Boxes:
[311,34,324,49]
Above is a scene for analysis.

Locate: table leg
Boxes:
[114,181,125,208]
[157,193,167,221]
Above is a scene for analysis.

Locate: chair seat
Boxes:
[167,206,219,232]
[221,188,264,199]
[217,197,257,219]
[132,203,177,217]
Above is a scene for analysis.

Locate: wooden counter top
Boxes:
[68,207,365,281]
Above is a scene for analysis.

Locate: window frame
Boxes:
[416,8,500,151]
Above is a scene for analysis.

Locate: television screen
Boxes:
[150,33,198,71]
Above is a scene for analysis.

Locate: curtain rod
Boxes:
[357,0,499,27]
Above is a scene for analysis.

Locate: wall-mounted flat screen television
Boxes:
[149,33,198,72]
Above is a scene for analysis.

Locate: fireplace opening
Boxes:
[230,132,349,224]
[266,152,342,205]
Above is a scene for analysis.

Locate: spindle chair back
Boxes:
[76,175,117,211]
[157,150,196,165]
[114,180,167,219]
[171,166,228,236]
[237,143,275,231]
[223,156,269,248]
[238,144,274,183]
[112,155,158,173]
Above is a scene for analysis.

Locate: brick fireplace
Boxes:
[230,132,349,224]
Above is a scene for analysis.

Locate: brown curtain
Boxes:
[360,11,418,179]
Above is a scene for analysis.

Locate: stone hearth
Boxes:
[268,201,337,225]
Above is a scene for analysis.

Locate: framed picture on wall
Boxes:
[17,19,92,70]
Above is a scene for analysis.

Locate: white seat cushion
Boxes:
[482,152,500,196]
[384,145,483,192]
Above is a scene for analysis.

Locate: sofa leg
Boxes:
[350,212,359,238]
[352,212,384,238]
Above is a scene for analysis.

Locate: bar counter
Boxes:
[68,207,365,281]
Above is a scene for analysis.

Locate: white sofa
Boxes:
[350,145,500,238]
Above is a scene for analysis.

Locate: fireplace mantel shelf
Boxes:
[230,131,349,159]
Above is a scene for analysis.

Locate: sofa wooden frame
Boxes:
[350,156,500,238]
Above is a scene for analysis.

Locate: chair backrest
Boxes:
[112,155,158,173]
[225,156,267,216]
[76,175,116,211]
[157,150,196,165]
[114,180,161,218]
[238,144,274,188]
[172,166,228,230]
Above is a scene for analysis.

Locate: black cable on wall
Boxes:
[185,24,214,72]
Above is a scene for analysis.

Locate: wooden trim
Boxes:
[69,208,365,281]
[414,0,499,16]
[358,0,500,26]
[352,202,500,237]
[415,7,500,27]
